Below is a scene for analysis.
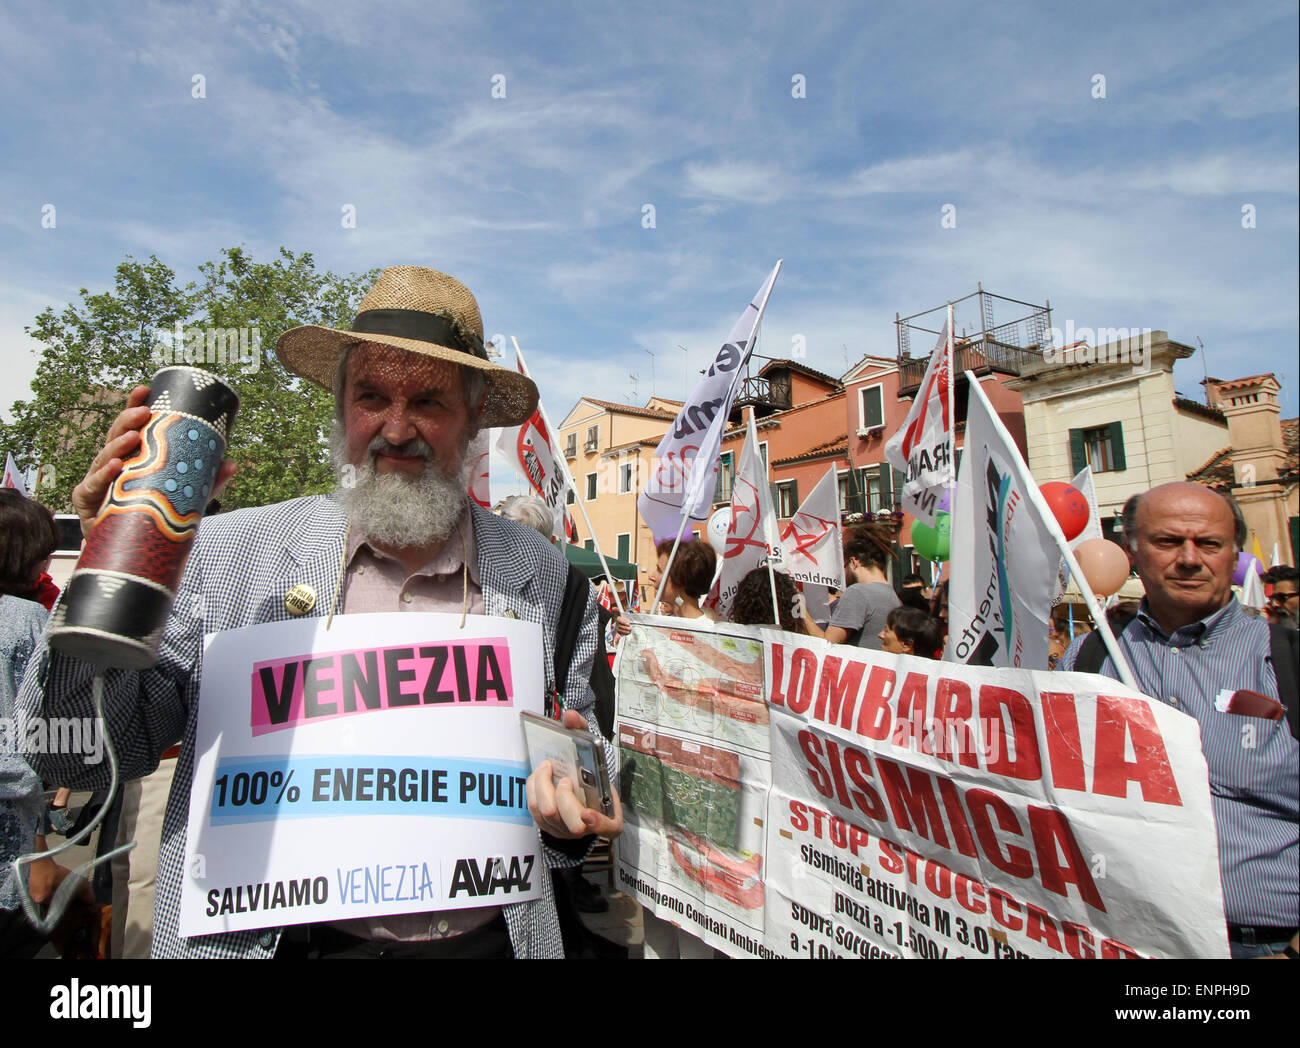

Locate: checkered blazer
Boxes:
[20,494,606,958]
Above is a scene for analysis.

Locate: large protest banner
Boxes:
[180,613,545,936]
[615,618,1229,959]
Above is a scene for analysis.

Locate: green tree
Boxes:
[0,247,377,512]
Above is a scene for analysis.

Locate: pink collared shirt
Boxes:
[329,507,499,942]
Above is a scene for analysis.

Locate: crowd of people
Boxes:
[1,264,1295,962]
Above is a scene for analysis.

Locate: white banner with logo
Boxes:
[494,349,572,538]
[885,316,953,528]
[707,414,780,619]
[639,262,781,542]
[180,613,545,936]
[772,465,844,589]
[945,380,1056,669]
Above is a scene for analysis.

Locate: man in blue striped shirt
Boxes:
[1060,482,1298,959]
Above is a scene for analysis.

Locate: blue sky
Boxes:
[2,0,1297,494]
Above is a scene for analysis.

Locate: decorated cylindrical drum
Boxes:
[49,367,239,669]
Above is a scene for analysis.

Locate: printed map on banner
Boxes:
[180,613,546,936]
[615,620,1230,959]
[615,618,773,945]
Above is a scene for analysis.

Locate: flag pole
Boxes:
[749,412,782,626]
[964,372,1138,691]
[512,337,626,617]
[946,303,956,516]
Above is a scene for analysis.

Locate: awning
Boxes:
[563,545,640,582]
[1059,574,1146,605]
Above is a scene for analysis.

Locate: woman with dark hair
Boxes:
[878,606,945,660]
[662,540,717,621]
[0,491,85,955]
[730,568,818,635]
[0,490,59,602]
[646,538,718,620]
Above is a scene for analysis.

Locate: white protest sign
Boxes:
[776,465,844,588]
[615,619,1229,959]
[180,613,545,936]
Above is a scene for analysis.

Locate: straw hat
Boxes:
[276,266,538,427]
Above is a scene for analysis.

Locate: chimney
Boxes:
[1216,374,1285,484]
[1200,376,1227,410]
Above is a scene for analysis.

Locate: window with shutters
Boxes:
[838,471,849,511]
[619,460,635,494]
[585,425,600,452]
[860,385,884,430]
[1070,423,1126,474]
[566,488,576,505]
[617,533,631,561]
[775,480,798,518]
[714,451,734,503]
[866,468,884,513]
[584,539,595,552]
[586,472,597,500]
[565,433,577,458]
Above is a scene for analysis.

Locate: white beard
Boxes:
[331,423,471,549]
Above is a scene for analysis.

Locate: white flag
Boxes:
[2,453,27,496]
[639,261,782,543]
[945,378,1056,669]
[884,312,954,527]
[1241,561,1267,611]
[493,350,572,538]
[705,414,779,620]
[772,465,844,589]
[1052,465,1103,603]
[466,431,490,511]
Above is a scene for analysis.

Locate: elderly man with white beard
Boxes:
[20,266,622,959]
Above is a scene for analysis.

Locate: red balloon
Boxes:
[1041,482,1090,541]
[1074,538,1131,597]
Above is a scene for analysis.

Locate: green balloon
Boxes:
[911,513,951,562]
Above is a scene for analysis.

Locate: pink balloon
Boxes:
[1074,538,1131,597]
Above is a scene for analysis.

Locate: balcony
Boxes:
[896,288,1050,399]
[730,372,791,422]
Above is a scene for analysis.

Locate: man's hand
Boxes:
[526,709,624,840]
[71,386,237,539]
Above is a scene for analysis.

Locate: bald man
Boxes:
[1060,483,1298,959]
